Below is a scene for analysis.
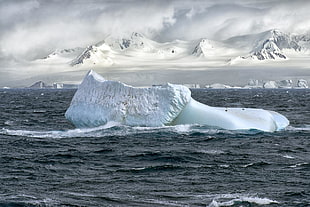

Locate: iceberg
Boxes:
[65,70,289,132]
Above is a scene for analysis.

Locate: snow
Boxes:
[35,48,84,64]
[64,30,310,69]
[228,29,304,63]
[2,30,310,88]
[65,70,289,132]
[192,39,216,56]
[71,43,114,66]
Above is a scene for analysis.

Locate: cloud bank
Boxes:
[1,0,310,61]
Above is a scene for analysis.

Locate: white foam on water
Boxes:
[207,194,279,207]
[197,149,225,155]
[289,162,309,168]
[286,125,310,131]
[0,121,121,139]
[0,122,271,139]
[130,124,258,137]
[1,194,58,206]
[242,163,255,168]
[4,120,14,126]
[143,198,183,206]
[65,192,97,198]
[282,154,295,159]
[173,124,192,133]
[219,164,230,168]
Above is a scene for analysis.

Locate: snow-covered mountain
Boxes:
[228,29,305,62]
[192,39,218,57]
[70,32,193,66]
[40,48,83,63]
[71,43,114,66]
[105,32,156,52]
[249,30,300,60]
[104,32,189,57]
[191,38,238,59]
[36,29,310,67]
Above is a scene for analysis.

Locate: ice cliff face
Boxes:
[65,70,191,127]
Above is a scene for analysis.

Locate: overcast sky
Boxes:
[1,0,310,61]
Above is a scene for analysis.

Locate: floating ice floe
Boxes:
[65,70,289,132]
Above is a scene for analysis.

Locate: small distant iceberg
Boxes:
[65,70,289,132]
[28,81,78,89]
[244,79,308,89]
[297,79,308,88]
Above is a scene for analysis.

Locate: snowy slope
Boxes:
[192,39,219,57]
[37,48,84,64]
[228,29,304,62]
[33,29,310,68]
[70,32,195,67]
[249,30,300,60]
[105,32,156,52]
[192,38,238,58]
[71,43,114,66]
[105,32,192,58]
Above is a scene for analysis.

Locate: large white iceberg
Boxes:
[65,70,289,132]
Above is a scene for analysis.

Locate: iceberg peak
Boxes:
[66,70,191,127]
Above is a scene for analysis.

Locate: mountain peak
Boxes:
[131,32,144,39]
[39,29,310,67]
[192,39,217,56]
[269,29,283,36]
[103,32,152,51]
[245,29,301,60]
[70,43,113,66]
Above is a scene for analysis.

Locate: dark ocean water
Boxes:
[0,89,309,207]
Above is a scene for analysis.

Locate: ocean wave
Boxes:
[207,193,279,206]
[286,125,310,131]
[0,121,121,138]
[0,194,57,206]
[0,123,269,139]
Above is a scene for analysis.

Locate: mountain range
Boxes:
[38,29,310,67]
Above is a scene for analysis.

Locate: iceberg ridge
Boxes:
[65,70,191,127]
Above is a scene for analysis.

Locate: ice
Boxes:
[171,98,289,132]
[65,70,191,127]
[297,79,308,88]
[263,81,278,88]
[65,70,289,132]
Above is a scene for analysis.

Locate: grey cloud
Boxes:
[1,0,310,61]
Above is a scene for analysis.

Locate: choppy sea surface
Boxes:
[0,88,309,207]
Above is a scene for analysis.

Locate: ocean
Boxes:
[0,88,309,207]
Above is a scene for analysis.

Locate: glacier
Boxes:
[65,70,289,132]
